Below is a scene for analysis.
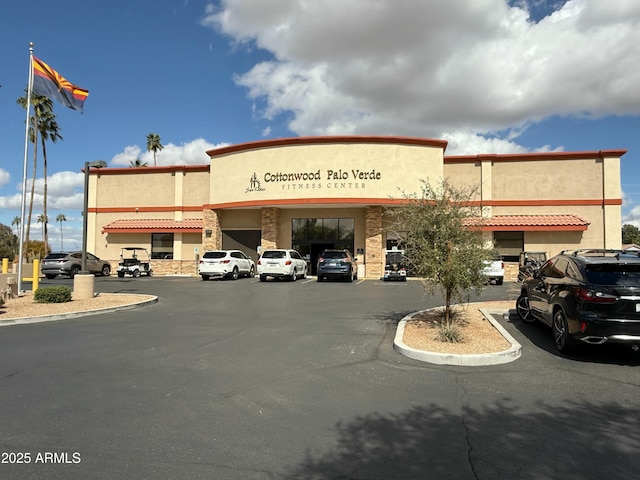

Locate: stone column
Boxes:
[261,208,280,249]
[203,209,222,251]
[365,206,383,279]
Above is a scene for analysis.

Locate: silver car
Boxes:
[41,251,111,279]
[257,249,308,282]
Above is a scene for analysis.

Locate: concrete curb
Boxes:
[393,307,522,366]
[0,294,158,327]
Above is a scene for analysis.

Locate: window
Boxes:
[151,233,174,260]
[494,232,523,262]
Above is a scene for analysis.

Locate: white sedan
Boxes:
[199,250,255,280]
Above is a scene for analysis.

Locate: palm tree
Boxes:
[146,133,163,167]
[37,213,47,242]
[11,216,21,237]
[37,111,63,255]
[129,158,148,168]
[17,91,54,260]
[56,213,67,250]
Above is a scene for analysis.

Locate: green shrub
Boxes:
[34,286,72,303]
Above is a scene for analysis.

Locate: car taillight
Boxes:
[199,260,204,264]
[257,259,262,265]
[318,257,325,263]
[285,260,292,265]
[576,287,617,303]
[221,259,230,264]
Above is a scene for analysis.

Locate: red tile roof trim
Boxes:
[466,214,589,231]
[102,218,203,234]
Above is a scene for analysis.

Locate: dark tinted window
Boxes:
[585,264,640,285]
[322,251,347,259]
[262,251,286,259]
[45,253,69,260]
[290,251,302,260]
[203,251,226,259]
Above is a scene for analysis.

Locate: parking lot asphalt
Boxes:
[1,276,639,480]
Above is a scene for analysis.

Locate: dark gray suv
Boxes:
[317,249,358,282]
[516,249,640,353]
[41,252,111,279]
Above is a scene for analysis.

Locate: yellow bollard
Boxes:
[32,258,39,291]
[1,258,7,274]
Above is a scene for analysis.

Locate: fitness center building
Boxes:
[90,136,625,278]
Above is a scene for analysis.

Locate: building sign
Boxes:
[246,168,383,194]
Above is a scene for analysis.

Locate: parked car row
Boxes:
[197,248,361,282]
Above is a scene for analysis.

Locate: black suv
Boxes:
[316,249,358,282]
[516,249,640,353]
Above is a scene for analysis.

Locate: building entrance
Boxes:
[292,218,354,275]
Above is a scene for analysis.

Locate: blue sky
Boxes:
[1,0,639,251]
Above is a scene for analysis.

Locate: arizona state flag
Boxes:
[32,56,89,112]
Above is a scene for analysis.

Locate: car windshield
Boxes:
[322,251,347,259]
[203,252,227,259]
[585,264,640,285]
[386,253,403,264]
[45,253,69,260]
[262,251,286,259]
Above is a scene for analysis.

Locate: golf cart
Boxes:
[517,251,547,283]
[117,247,153,278]
[383,249,407,281]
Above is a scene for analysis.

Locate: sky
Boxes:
[1,0,639,252]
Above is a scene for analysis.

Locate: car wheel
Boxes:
[516,293,535,323]
[230,267,239,280]
[346,270,353,282]
[133,269,141,278]
[553,309,574,353]
[101,265,111,277]
[201,275,209,281]
[70,265,80,278]
[290,269,297,281]
[248,266,255,278]
[496,278,503,285]
[117,272,125,278]
[259,274,267,282]
[45,274,56,279]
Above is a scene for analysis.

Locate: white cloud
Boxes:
[110,138,229,167]
[202,0,640,142]
[623,205,640,229]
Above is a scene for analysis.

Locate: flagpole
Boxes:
[17,42,34,293]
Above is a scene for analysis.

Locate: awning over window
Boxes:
[466,214,589,231]
[102,218,203,233]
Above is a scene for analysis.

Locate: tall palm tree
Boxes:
[11,216,21,259]
[56,213,67,250]
[17,91,54,260]
[37,111,63,255]
[37,213,47,242]
[146,133,163,167]
[11,216,21,237]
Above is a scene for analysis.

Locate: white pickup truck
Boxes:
[482,256,504,285]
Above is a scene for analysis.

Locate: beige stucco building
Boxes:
[88,136,625,278]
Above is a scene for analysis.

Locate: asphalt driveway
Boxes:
[1,276,639,479]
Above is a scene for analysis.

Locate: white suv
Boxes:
[198,250,255,280]
[257,249,308,282]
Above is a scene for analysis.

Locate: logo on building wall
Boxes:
[246,172,266,193]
